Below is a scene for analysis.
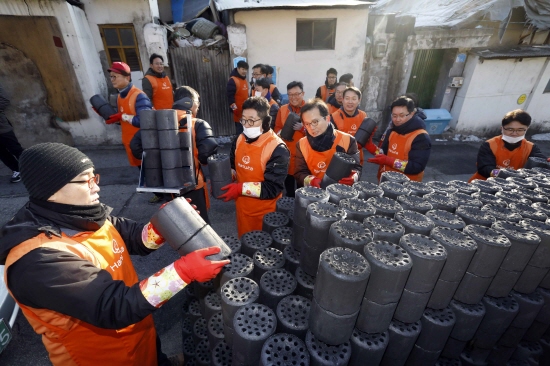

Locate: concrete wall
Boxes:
[451,56,549,135]
[362,18,494,126]
[233,7,369,99]
[0,0,163,146]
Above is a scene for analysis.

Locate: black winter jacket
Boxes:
[380,114,431,175]
[0,202,156,329]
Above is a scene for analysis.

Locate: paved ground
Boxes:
[1,139,550,364]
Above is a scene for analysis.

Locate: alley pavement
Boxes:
[1,139,550,364]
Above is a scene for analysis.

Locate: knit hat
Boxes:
[19,143,94,201]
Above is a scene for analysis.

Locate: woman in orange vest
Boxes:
[315,68,338,102]
[469,109,547,181]
[0,143,228,366]
[367,96,431,182]
[227,60,250,135]
[331,86,369,168]
[106,62,152,167]
[274,81,307,197]
[294,99,361,188]
[142,53,174,110]
[219,97,289,237]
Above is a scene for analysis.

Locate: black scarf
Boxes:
[28,198,110,232]
[306,124,335,152]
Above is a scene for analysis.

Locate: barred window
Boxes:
[99,24,142,71]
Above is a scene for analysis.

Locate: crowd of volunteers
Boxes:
[0,57,547,366]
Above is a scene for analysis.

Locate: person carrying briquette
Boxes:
[331,86,369,168]
[219,97,289,237]
[315,68,338,102]
[106,62,152,167]
[0,142,229,366]
[294,99,361,188]
[367,96,431,182]
[130,86,218,218]
[469,109,547,181]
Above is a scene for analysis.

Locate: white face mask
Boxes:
[243,126,262,139]
[501,132,525,144]
[254,91,262,97]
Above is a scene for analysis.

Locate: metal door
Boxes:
[406,49,445,109]
[170,47,234,136]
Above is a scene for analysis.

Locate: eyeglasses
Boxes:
[303,119,322,128]
[288,92,303,98]
[252,73,263,77]
[68,174,100,189]
[152,62,164,67]
[335,91,344,95]
[240,118,262,127]
[392,113,411,120]
[503,127,527,133]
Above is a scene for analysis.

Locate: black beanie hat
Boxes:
[19,143,94,201]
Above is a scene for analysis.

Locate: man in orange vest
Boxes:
[227,60,249,135]
[294,99,361,188]
[219,97,289,237]
[251,64,282,104]
[274,81,307,197]
[315,68,338,102]
[331,86,369,168]
[254,78,279,126]
[0,142,229,366]
[469,109,547,181]
[367,96,431,182]
[326,82,347,114]
[106,62,152,167]
[142,53,174,110]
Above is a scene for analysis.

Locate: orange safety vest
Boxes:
[468,135,534,182]
[332,109,368,166]
[176,110,210,209]
[377,129,428,182]
[231,76,249,122]
[328,104,340,115]
[298,130,352,180]
[118,86,145,167]
[144,75,173,110]
[234,130,284,237]
[275,103,306,175]
[4,220,157,366]
[319,85,335,102]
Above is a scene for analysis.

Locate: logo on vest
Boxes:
[112,239,124,254]
[120,106,124,112]
[238,155,253,171]
[351,124,357,130]
[392,143,398,150]
[317,161,326,169]
[110,239,125,272]
[502,159,511,167]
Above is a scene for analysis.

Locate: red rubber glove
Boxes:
[365,140,379,155]
[174,247,230,283]
[367,153,396,167]
[218,182,243,202]
[311,178,322,188]
[339,171,358,186]
[106,112,122,124]
[547,157,550,162]
[91,106,99,115]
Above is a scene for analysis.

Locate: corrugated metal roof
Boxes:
[471,46,550,59]
[214,0,373,11]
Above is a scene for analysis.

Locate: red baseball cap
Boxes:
[108,62,131,75]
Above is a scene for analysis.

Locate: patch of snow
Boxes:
[461,135,483,142]
[531,133,550,141]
